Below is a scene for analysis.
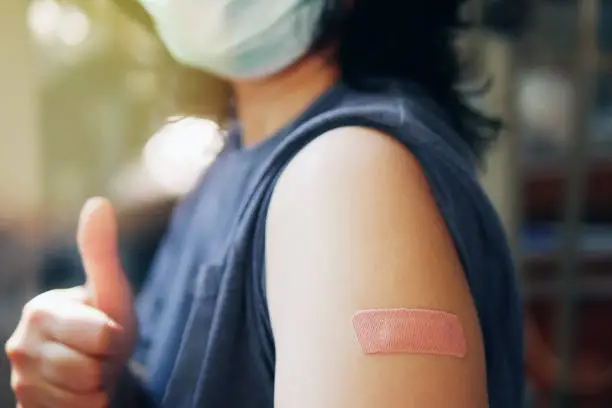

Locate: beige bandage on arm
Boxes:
[352,308,467,357]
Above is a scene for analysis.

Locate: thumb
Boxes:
[77,197,133,326]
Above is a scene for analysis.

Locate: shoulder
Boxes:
[264,126,487,407]
[266,125,447,258]
[269,126,431,215]
[266,125,461,298]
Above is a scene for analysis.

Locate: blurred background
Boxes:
[1,0,611,407]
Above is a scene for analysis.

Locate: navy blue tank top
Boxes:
[132,81,524,408]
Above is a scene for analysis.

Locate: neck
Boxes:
[232,54,339,147]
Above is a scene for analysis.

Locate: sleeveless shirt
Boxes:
[131,81,524,408]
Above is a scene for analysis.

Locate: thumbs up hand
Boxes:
[5,198,137,408]
[78,197,137,356]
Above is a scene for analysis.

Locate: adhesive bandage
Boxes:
[352,308,467,357]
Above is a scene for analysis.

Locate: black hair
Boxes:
[114,0,500,156]
[313,0,501,157]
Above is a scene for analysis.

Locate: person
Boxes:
[5,1,525,407]
[34,163,612,407]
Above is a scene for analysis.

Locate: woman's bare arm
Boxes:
[266,127,488,408]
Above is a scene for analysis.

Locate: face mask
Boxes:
[138,0,327,79]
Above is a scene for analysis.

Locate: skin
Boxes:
[4,49,490,407]
[9,9,612,403]
[266,126,488,408]
[6,199,136,408]
[236,47,488,408]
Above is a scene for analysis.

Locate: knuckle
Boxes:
[4,338,30,364]
[10,373,33,399]
[4,337,17,356]
[22,289,65,318]
[22,299,49,326]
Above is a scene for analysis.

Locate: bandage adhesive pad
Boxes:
[352,308,467,357]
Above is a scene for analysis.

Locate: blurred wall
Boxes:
[0,0,41,222]
[480,35,519,243]
[0,0,42,329]
[0,2,41,406]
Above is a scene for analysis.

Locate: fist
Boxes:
[5,198,137,408]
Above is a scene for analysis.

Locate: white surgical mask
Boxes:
[138,0,326,79]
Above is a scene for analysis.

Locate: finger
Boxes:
[14,371,107,408]
[10,287,89,344]
[12,382,41,408]
[6,291,119,367]
[5,307,46,366]
[58,286,90,304]
[11,370,45,408]
[39,342,109,394]
[77,197,132,323]
[44,302,123,357]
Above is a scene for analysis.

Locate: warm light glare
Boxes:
[27,0,62,40]
[143,118,225,196]
[56,6,91,46]
[518,68,574,145]
[27,0,91,47]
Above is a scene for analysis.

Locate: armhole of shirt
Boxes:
[246,93,481,356]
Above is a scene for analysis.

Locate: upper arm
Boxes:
[265,127,488,408]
